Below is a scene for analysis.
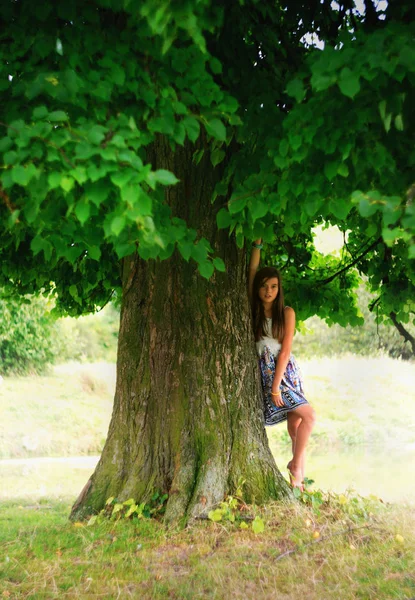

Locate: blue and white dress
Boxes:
[257,318,309,426]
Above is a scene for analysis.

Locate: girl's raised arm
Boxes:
[248,239,262,300]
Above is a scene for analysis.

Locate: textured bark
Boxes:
[70,138,291,522]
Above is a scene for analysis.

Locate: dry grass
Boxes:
[1,494,414,599]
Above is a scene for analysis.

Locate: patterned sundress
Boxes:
[257,318,309,426]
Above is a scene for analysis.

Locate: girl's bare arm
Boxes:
[248,239,262,300]
[271,307,295,406]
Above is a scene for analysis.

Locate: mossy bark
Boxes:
[70,137,291,522]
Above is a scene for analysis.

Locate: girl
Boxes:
[248,239,316,489]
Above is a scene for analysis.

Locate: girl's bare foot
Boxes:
[288,462,303,490]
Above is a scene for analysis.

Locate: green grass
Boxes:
[1,355,414,598]
[1,494,414,599]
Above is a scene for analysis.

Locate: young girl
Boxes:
[249,239,316,489]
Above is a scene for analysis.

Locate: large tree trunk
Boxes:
[71,138,291,522]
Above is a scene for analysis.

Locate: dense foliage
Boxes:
[0,293,58,374]
[0,0,413,334]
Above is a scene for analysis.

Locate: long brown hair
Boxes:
[252,267,285,342]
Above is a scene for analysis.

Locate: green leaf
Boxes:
[199,261,214,280]
[71,167,87,185]
[395,114,404,131]
[11,165,32,186]
[114,242,136,259]
[228,193,248,215]
[329,199,351,220]
[204,118,226,142]
[4,151,18,165]
[88,245,101,261]
[252,516,265,534]
[216,208,232,229]
[75,200,90,225]
[324,162,338,181]
[110,215,126,236]
[153,169,179,186]
[110,169,135,189]
[48,110,68,122]
[209,57,222,74]
[33,106,48,120]
[60,177,74,193]
[178,241,193,262]
[337,163,349,177]
[87,126,106,145]
[183,116,200,143]
[249,199,268,221]
[208,509,223,522]
[211,149,225,167]
[86,181,110,207]
[286,78,305,103]
[338,67,360,99]
[0,136,12,152]
[193,149,204,165]
[213,257,226,272]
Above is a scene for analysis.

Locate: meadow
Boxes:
[1,355,415,598]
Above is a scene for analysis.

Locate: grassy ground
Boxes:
[1,494,414,599]
[1,356,415,598]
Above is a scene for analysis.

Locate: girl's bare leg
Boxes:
[287,405,316,488]
[286,412,302,476]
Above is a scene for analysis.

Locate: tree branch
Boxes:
[317,237,381,286]
[389,312,415,356]
[0,183,18,214]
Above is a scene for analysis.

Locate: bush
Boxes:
[0,293,120,375]
[56,303,119,363]
[295,285,414,360]
[0,294,60,375]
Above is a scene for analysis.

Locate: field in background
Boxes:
[1,355,414,504]
[2,355,414,459]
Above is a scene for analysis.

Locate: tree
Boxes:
[1,0,414,521]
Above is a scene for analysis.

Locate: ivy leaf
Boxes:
[338,67,360,99]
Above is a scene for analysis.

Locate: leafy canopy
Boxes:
[0,0,414,329]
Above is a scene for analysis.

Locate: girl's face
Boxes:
[258,277,279,305]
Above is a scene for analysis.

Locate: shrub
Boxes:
[0,294,60,375]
